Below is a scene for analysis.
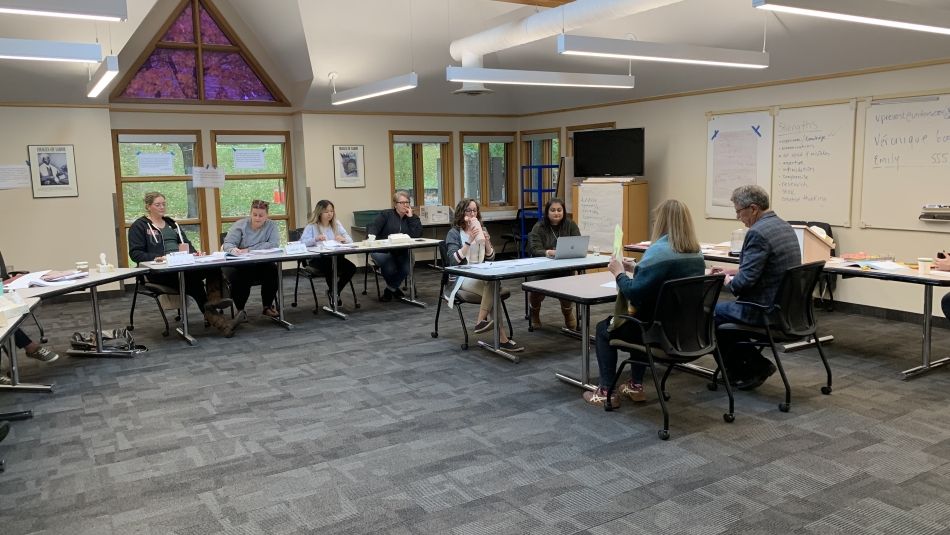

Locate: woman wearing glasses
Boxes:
[301,199,357,306]
[443,199,524,352]
[222,199,281,320]
[128,191,240,337]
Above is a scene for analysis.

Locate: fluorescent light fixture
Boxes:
[87,55,119,98]
[557,34,769,69]
[0,0,127,21]
[753,0,950,36]
[330,72,418,106]
[0,37,101,63]
[446,66,634,89]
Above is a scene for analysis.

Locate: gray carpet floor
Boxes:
[3,269,950,534]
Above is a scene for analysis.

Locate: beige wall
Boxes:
[0,106,116,273]
[516,63,950,315]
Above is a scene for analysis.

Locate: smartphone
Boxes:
[939,252,946,259]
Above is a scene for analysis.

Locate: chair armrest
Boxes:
[733,300,771,311]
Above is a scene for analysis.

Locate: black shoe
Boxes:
[393,288,406,299]
[381,288,394,302]
[326,290,343,307]
[735,362,777,391]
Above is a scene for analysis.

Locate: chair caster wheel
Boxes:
[821,386,832,395]
[779,402,790,412]
[126,326,135,331]
[175,316,181,322]
[662,393,671,401]
[658,429,670,440]
[355,304,361,309]
[707,382,718,391]
[723,413,735,423]
[528,325,534,332]
[362,291,367,295]
[431,332,438,338]
[161,331,169,337]
[291,303,298,308]
[461,343,468,350]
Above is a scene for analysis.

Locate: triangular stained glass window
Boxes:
[114,0,284,104]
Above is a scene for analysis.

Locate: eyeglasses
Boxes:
[151,202,166,207]
[735,205,751,216]
[251,200,269,209]
[395,201,411,205]
[464,208,478,213]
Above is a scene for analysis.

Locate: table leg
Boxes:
[175,270,197,346]
[555,303,597,391]
[272,261,293,330]
[399,249,426,308]
[67,286,146,358]
[477,280,519,363]
[0,335,52,393]
[324,254,347,319]
[902,285,950,378]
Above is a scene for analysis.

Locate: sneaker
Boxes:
[473,319,494,333]
[262,306,280,318]
[620,382,646,402]
[326,290,343,307]
[0,375,11,386]
[381,288,394,302]
[498,339,524,352]
[583,387,621,408]
[235,310,249,323]
[26,346,59,363]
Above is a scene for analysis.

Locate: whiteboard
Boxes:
[706,111,773,219]
[578,182,624,252]
[770,102,855,227]
[862,94,950,232]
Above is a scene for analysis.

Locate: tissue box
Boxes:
[0,293,30,326]
[388,233,412,244]
[420,205,451,225]
[166,251,196,267]
[285,241,307,255]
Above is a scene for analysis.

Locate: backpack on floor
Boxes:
[70,328,136,351]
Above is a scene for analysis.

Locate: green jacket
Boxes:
[526,219,581,257]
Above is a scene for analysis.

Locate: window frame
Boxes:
[112,129,208,267]
[518,127,562,208]
[459,131,516,209]
[211,130,295,245]
[388,130,455,207]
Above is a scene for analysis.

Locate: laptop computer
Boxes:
[554,236,590,260]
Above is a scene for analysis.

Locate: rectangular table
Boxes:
[313,238,441,319]
[0,296,50,392]
[17,268,148,358]
[143,253,304,345]
[522,271,615,389]
[822,262,950,378]
[444,255,610,363]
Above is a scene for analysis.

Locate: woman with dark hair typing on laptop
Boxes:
[582,199,705,407]
[444,199,524,352]
[526,197,582,330]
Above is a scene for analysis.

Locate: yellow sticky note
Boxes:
[613,224,623,259]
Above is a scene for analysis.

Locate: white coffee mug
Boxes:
[918,257,933,275]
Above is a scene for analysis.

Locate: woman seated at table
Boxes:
[526,197,582,331]
[300,199,356,306]
[583,199,705,407]
[222,199,281,320]
[445,199,524,353]
[128,191,240,337]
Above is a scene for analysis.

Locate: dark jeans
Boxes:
[714,301,769,380]
[595,318,646,388]
[222,263,279,311]
[372,250,410,291]
[308,256,357,293]
[146,268,220,313]
[13,328,31,350]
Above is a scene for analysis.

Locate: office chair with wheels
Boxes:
[431,241,513,350]
[287,228,360,313]
[788,221,837,311]
[606,274,734,440]
[715,261,833,413]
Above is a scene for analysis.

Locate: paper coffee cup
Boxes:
[918,257,933,274]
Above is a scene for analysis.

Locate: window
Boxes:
[461,133,515,207]
[113,131,207,267]
[566,122,616,156]
[212,132,295,245]
[389,132,454,207]
[519,128,561,207]
[112,0,286,105]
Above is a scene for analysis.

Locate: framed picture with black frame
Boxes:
[28,144,78,198]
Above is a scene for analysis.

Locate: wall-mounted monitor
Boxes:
[573,127,644,178]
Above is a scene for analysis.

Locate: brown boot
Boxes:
[204,309,239,338]
[561,300,577,331]
[528,293,544,329]
[205,273,234,310]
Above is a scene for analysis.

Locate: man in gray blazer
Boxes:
[715,185,801,390]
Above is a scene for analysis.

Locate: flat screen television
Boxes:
[573,127,644,178]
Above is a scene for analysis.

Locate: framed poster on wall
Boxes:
[333,144,365,188]
[28,144,78,198]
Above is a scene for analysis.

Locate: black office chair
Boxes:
[0,250,47,343]
[606,274,734,440]
[499,208,538,259]
[788,221,837,311]
[715,261,833,413]
[127,274,180,337]
[430,241,513,350]
[287,228,360,313]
